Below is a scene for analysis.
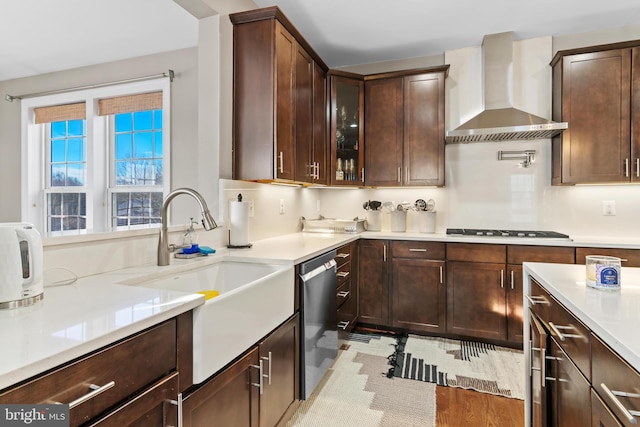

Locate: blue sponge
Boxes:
[198,246,216,255]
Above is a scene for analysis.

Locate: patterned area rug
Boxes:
[286,333,437,427]
[388,334,525,400]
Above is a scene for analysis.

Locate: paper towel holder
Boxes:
[227,193,253,249]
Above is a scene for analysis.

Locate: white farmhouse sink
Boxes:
[125,260,294,383]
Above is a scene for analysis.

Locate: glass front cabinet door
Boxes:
[330,73,364,186]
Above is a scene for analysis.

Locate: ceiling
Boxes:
[2,0,640,82]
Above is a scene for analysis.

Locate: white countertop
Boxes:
[523,262,640,371]
[1,230,637,393]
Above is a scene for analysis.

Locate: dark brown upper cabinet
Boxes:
[364,68,448,187]
[551,42,640,184]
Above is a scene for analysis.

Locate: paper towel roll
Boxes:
[229,201,250,246]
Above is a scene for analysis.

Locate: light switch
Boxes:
[602,200,616,216]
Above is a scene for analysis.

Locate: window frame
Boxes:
[21,78,171,236]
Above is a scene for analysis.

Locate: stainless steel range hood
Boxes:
[445,32,567,144]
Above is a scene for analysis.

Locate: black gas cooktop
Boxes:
[446,228,570,239]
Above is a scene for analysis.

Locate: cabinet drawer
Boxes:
[337,295,357,333]
[335,244,352,268]
[1,320,177,426]
[576,248,640,267]
[592,333,640,426]
[392,241,445,259]
[592,388,624,427]
[507,245,575,264]
[446,243,506,263]
[529,278,552,320]
[336,261,351,285]
[337,279,352,309]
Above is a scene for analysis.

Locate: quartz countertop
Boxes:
[523,262,640,371]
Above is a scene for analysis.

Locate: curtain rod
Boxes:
[4,70,174,102]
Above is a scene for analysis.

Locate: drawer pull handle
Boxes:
[261,351,272,386]
[408,248,427,252]
[337,271,350,278]
[338,321,350,330]
[337,291,350,298]
[548,322,582,341]
[510,270,515,290]
[500,269,504,288]
[68,381,116,409]
[168,393,183,427]
[336,253,350,259]
[439,265,443,285]
[525,295,548,306]
[250,360,264,395]
[600,383,640,424]
[529,343,546,388]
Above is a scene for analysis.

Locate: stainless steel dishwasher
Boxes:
[299,249,338,399]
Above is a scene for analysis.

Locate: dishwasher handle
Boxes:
[299,259,337,282]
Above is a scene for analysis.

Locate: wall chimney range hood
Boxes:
[445,32,567,144]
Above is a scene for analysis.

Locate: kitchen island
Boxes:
[523,262,640,426]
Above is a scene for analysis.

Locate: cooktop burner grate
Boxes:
[446,228,570,239]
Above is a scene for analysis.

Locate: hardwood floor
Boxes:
[436,385,524,427]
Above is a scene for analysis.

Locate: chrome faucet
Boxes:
[158,188,218,266]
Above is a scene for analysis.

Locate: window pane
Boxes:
[154,110,162,129]
[51,121,66,138]
[115,134,132,159]
[133,111,152,131]
[154,131,163,156]
[51,139,65,163]
[111,191,162,228]
[67,120,84,137]
[154,160,163,185]
[67,138,84,162]
[115,113,132,132]
[47,192,86,233]
[51,165,65,187]
[133,133,153,158]
[49,193,62,215]
[115,161,131,185]
[63,193,79,215]
[133,160,152,185]
[66,164,85,186]
[50,217,61,232]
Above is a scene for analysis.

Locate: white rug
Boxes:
[286,333,437,427]
[388,335,525,400]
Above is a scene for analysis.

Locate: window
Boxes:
[22,79,170,236]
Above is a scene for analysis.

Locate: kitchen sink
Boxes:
[123,260,295,383]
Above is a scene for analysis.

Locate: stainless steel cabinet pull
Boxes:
[500,270,504,288]
[525,295,548,305]
[409,248,427,252]
[383,245,387,262]
[338,321,350,330]
[600,383,640,424]
[250,360,264,394]
[636,158,640,178]
[67,381,116,409]
[439,265,443,284]
[397,167,401,183]
[261,352,272,386]
[337,291,350,298]
[315,162,320,180]
[168,393,183,427]
[406,167,409,182]
[510,270,515,290]
[278,152,284,174]
[336,253,350,259]
[361,167,365,183]
[625,158,630,177]
[529,344,546,388]
[337,271,350,278]
[548,322,582,341]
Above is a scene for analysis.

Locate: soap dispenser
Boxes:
[182,218,199,254]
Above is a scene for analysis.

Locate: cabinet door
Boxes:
[330,75,364,185]
[403,72,445,186]
[548,340,591,427]
[529,311,549,427]
[358,240,389,326]
[446,261,506,341]
[391,258,445,333]
[312,62,328,185]
[364,77,403,186]
[274,22,296,181]
[507,264,524,344]
[632,48,640,182]
[259,314,300,427]
[592,389,624,427]
[182,348,259,427]
[294,46,313,183]
[559,49,631,184]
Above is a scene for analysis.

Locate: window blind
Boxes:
[98,91,163,116]
[34,102,86,124]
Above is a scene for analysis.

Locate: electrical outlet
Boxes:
[602,200,616,216]
[279,199,285,215]
[248,200,254,217]
[316,199,321,213]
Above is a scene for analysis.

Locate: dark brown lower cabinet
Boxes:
[358,240,389,326]
[391,258,445,333]
[183,314,299,427]
[446,261,506,341]
[592,389,623,427]
[529,311,549,427]
[507,265,524,343]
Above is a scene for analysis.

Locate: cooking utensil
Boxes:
[415,199,427,211]
[370,201,382,211]
[425,199,435,212]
